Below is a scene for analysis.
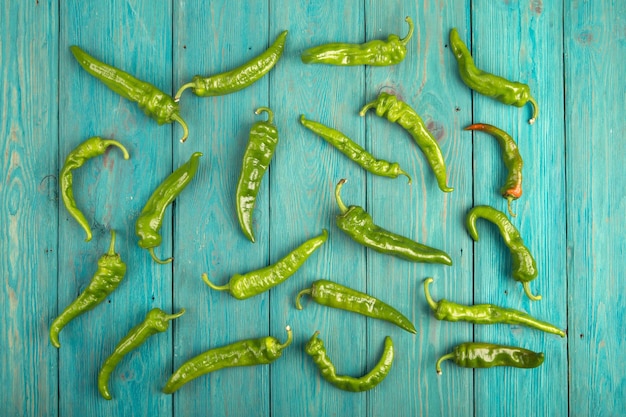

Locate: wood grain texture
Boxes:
[1,0,625,416]
[565,0,626,415]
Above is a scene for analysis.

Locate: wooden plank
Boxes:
[57,1,174,415]
[269,1,369,416]
[365,1,474,416]
[565,0,626,415]
[0,2,58,416]
[471,1,567,416]
[171,1,273,415]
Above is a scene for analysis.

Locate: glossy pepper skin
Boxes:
[49,230,126,348]
[175,31,287,100]
[424,278,564,337]
[296,279,416,334]
[236,108,279,242]
[359,92,452,192]
[70,46,189,143]
[436,342,544,374]
[305,331,394,392]
[60,137,130,242]
[465,123,523,217]
[163,326,293,394]
[98,308,185,400]
[136,152,202,264]
[335,179,452,265]
[299,115,411,183]
[202,229,328,299]
[302,17,413,66]
[448,28,539,125]
[466,205,541,301]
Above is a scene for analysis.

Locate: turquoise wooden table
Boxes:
[2,0,625,416]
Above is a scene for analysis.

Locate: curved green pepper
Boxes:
[135,152,202,264]
[448,28,539,124]
[60,137,130,242]
[236,107,279,243]
[466,205,541,301]
[98,308,185,400]
[70,46,189,142]
[175,31,287,100]
[163,326,293,394]
[302,17,413,66]
[49,230,126,348]
[202,229,328,299]
[436,342,544,374]
[335,179,452,265]
[305,331,394,392]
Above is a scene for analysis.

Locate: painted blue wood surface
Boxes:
[1,1,625,416]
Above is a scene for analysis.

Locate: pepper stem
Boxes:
[255,107,274,123]
[149,247,173,264]
[435,352,455,375]
[400,169,413,184]
[174,82,195,102]
[423,278,440,311]
[507,196,517,218]
[335,179,349,214]
[295,289,312,310]
[164,308,186,321]
[522,282,542,301]
[102,140,130,160]
[358,101,377,117]
[400,16,414,46]
[277,325,294,350]
[201,273,230,292]
[171,113,189,143]
[107,230,117,255]
[527,97,539,125]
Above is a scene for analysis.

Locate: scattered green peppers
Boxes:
[301,17,413,66]
[465,123,523,217]
[202,229,328,299]
[236,107,279,243]
[466,205,541,301]
[436,342,545,374]
[335,179,452,265]
[296,279,416,334]
[60,137,129,242]
[98,308,186,400]
[305,331,394,392]
[359,92,452,192]
[299,115,411,183]
[424,278,564,337]
[70,46,189,143]
[175,31,288,100]
[135,152,203,264]
[49,230,127,348]
[163,326,293,394]
[448,28,539,124]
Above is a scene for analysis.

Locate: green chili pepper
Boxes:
[236,107,279,243]
[448,28,539,125]
[163,326,293,394]
[136,152,203,264]
[359,92,452,192]
[60,137,130,242]
[296,279,416,334]
[202,229,328,299]
[70,46,189,143]
[301,17,413,66]
[175,31,288,100]
[465,123,523,217]
[49,230,126,348]
[335,179,452,265]
[305,331,394,392]
[98,308,185,400]
[466,205,541,301]
[299,115,411,183]
[424,278,564,337]
[435,342,544,374]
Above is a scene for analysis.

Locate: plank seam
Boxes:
[562,0,570,415]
